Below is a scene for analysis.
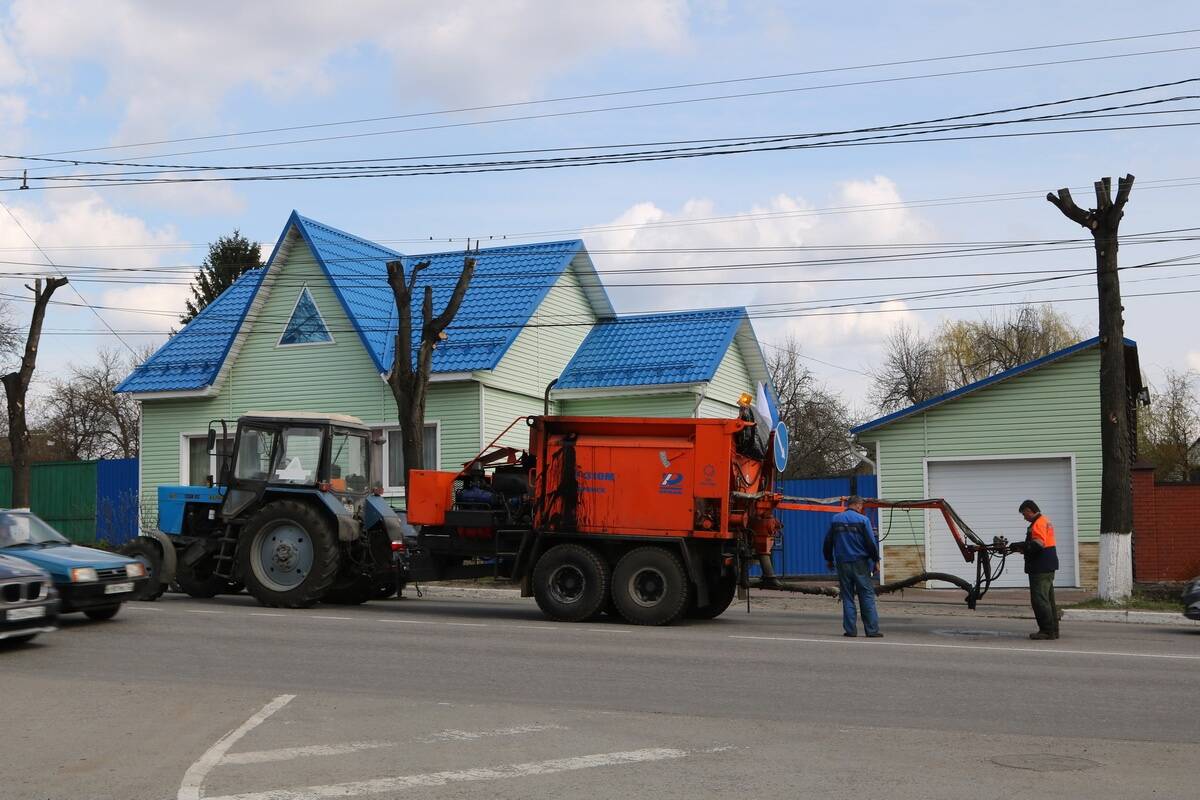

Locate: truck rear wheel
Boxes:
[238,500,340,608]
[612,546,690,626]
[532,544,609,622]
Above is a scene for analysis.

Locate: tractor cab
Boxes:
[214,411,373,522]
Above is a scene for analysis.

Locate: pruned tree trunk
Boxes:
[1047,175,1135,600]
[2,277,68,508]
[386,255,476,493]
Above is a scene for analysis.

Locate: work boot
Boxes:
[866,632,884,638]
[1029,631,1055,640]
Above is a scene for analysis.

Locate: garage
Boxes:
[926,456,1077,588]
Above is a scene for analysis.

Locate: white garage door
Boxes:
[926,457,1076,588]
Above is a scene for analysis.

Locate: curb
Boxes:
[1061,608,1198,626]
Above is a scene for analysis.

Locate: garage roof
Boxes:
[851,336,1141,435]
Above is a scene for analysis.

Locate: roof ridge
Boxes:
[406,238,583,258]
[293,212,405,259]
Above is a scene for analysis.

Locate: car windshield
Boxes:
[0,512,70,547]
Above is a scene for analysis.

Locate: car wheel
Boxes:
[84,605,121,621]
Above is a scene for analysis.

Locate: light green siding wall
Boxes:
[138,236,480,518]
[699,341,754,417]
[558,393,698,417]
[482,386,544,449]
[857,348,1101,545]
[486,260,596,398]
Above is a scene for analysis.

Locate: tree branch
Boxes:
[1045,187,1092,228]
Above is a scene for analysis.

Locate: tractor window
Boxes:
[273,428,323,485]
[330,430,369,493]
[234,427,277,482]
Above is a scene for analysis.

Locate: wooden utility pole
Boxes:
[1046,174,1134,600]
[2,276,69,508]
[385,255,476,491]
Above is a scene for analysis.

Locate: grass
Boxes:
[1067,592,1182,613]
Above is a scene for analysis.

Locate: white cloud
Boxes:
[1187,352,1200,372]
[6,1,690,143]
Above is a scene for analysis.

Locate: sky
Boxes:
[0,0,1198,413]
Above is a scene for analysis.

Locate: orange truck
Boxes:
[407,403,785,625]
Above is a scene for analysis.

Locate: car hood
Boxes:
[1,543,133,577]
[0,552,49,580]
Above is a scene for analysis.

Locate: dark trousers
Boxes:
[1029,571,1058,635]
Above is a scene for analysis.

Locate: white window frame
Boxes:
[179,431,235,486]
[380,422,440,493]
[276,283,336,348]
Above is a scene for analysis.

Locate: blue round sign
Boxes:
[772,422,789,472]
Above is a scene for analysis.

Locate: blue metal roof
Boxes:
[851,335,1138,435]
[119,211,591,393]
[115,267,267,393]
[556,307,747,389]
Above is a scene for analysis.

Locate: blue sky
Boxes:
[0,1,1197,406]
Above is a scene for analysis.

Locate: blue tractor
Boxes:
[120,412,408,607]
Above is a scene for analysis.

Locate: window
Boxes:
[278,286,333,346]
[185,434,233,486]
[384,424,438,490]
[234,427,278,482]
[272,427,323,485]
[330,430,370,493]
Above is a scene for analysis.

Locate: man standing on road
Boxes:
[1010,499,1059,640]
[824,495,882,638]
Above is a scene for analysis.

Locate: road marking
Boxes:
[509,624,558,631]
[308,615,353,621]
[201,747,689,800]
[125,604,162,611]
[185,609,225,614]
[419,723,568,743]
[178,694,295,800]
[586,628,632,633]
[222,741,393,765]
[377,619,487,628]
[729,635,1200,661]
[249,612,287,618]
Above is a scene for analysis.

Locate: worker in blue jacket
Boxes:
[823,495,882,638]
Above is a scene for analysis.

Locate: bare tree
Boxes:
[385,254,476,490]
[768,337,858,476]
[1138,369,1199,481]
[44,348,143,460]
[868,323,948,413]
[2,277,69,506]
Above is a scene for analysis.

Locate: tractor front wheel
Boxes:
[238,501,340,608]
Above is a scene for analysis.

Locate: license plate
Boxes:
[104,582,134,595]
[7,606,45,621]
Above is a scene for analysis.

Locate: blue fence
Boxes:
[760,476,879,578]
[96,458,139,545]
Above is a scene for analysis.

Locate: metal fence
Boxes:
[763,476,879,578]
[0,458,139,545]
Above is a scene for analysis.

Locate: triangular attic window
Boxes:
[278,286,333,346]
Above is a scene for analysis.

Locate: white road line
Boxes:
[509,624,558,631]
[249,612,287,618]
[729,634,1200,661]
[586,628,632,634]
[307,615,353,621]
[222,741,393,765]
[419,723,568,743]
[377,619,487,628]
[186,609,225,614]
[201,747,689,800]
[177,694,295,800]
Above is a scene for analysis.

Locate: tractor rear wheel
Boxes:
[238,500,339,608]
[119,537,167,601]
[532,544,609,622]
[612,546,690,626]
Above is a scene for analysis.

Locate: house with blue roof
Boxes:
[119,212,770,513]
[851,336,1142,590]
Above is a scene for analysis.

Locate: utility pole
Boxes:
[1046,175,1135,601]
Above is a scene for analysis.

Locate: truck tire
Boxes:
[532,543,610,622]
[119,537,167,601]
[687,573,737,620]
[612,546,690,626]
[238,500,340,608]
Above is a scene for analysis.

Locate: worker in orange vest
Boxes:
[1009,499,1059,640]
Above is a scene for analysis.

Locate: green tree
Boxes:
[180,230,263,325]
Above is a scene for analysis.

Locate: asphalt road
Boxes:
[3,591,1197,800]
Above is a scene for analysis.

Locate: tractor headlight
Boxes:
[71,567,98,583]
[125,562,147,578]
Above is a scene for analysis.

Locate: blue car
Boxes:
[0,552,59,643]
[0,510,148,620]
